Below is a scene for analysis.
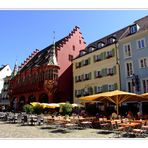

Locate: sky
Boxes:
[0,10,148,70]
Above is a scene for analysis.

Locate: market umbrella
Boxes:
[41,103,60,109]
[72,103,84,108]
[30,102,41,107]
[140,93,148,101]
[80,90,142,115]
[58,102,66,105]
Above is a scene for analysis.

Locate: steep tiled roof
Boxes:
[0,65,7,71]
[75,15,148,59]
[19,26,81,72]
[120,15,148,39]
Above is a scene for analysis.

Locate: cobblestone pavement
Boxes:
[0,121,116,138]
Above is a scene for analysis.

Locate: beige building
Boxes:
[73,27,128,104]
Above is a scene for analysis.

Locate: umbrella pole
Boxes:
[116,103,119,116]
[116,96,119,116]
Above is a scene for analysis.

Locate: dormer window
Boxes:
[88,47,95,52]
[80,50,86,56]
[97,42,105,48]
[107,37,116,44]
[130,24,139,34]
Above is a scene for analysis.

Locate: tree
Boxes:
[60,102,72,116]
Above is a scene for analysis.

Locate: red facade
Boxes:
[9,26,86,111]
[56,26,86,102]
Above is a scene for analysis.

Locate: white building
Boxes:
[0,65,12,106]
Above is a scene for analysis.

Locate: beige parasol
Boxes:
[80,90,142,115]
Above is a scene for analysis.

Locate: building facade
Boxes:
[0,65,12,107]
[119,16,148,94]
[73,26,128,104]
[118,16,148,114]
[73,15,148,115]
[0,76,11,106]
[9,26,86,111]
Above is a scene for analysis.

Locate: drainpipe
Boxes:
[115,42,121,91]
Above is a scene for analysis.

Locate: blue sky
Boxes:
[0,10,148,70]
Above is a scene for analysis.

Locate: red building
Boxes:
[9,26,86,110]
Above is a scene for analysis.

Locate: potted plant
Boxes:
[23,104,34,114]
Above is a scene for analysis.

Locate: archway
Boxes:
[39,93,48,103]
[18,96,26,112]
[28,95,36,104]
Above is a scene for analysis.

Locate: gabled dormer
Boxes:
[87,46,95,53]
[130,24,140,34]
[107,36,116,44]
[97,41,105,49]
[79,50,86,56]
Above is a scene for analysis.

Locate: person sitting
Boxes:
[127,111,133,119]
[137,111,142,120]
[111,112,118,120]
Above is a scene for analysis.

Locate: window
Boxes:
[95,71,102,78]
[95,86,102,93]
[107,37,116,44]
[75,62,81,68]
[127,81,135,93]
[79,50,86,56]
[106,50,113,58]
[79,40,81,44]
[88,47,95,52]
[82,58,90,66]
[75,75,83,82]
[108,84,114,91]
[142,79,148,93]
[72,45,75,51]
[69,55,73,62]
[107,68,114,76]
[130,25,137,34]
[97,42,105,48]
[137,38,145,49]
[139,57,148,68]
[126,62,133,77]
[124,43,132,58]
[94,55,101,62]
[83,73,89,80]
[75,90,82,97]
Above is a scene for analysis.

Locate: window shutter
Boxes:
[94,86,97,93]
[101,69,105,76]
[75,90,77,97]
[89,72,92,80]
[75,76,77,82]
[102,84,108,92]
[81,60,84,66]
[112,48,115,57]
[113,66,116,75]
[100,53,104,60]
[114,83,118,90]
[104,68,107,76]
[94,71,96,78]
[88,58,91,64]
[93,55,96,62]
[101,68,107,76]
[103,52,106,59]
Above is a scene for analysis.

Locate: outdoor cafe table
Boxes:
[118,122,141,129]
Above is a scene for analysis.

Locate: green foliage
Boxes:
[33,104,43,115]
[60,102,73,116]
[23,104,34,114]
